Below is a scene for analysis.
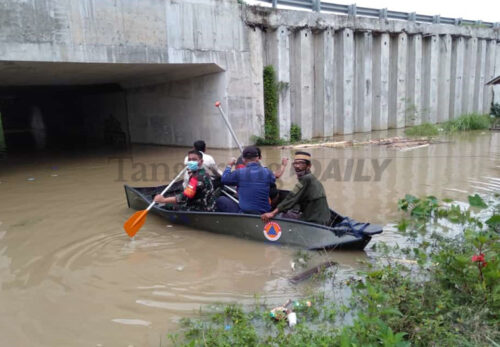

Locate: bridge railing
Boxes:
[258,0,499,28]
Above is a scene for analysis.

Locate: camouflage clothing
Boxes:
[175,168,216,211]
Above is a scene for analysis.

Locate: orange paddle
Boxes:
[124,166,187,238]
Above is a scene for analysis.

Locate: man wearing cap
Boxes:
[216,146,275,214]
[261,151,331,225]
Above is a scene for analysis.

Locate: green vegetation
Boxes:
[168,194,500,346]
[290,123,301,143]
[491,102,500,118]
[404,122,440,136]
[260,65,281,145]
[405,113,492,137]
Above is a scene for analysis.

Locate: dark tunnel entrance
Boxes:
[0,84,129,152]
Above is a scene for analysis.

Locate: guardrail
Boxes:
[258,0,499,28]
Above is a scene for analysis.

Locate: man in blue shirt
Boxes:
[216,146,275,214]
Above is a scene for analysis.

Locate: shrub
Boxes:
[290,123,301,143]
[441,113,491,132]
[263,65,280,144]
[404,123,440,137]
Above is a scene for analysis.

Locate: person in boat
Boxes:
[260,151,331,225]
[154,150,216,211]
[216,146,275,214]
[235,147,288,207]
[183,140,221,188]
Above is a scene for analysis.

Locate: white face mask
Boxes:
[186,160,199,171]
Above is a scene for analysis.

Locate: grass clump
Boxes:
[441,113,491,132]
[404,122,440,137]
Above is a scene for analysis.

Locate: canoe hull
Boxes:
[124,185,382,250]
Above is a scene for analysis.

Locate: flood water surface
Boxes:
[0,131,498,346]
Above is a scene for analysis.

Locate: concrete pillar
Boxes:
[484,40,497,113]
[248,27,265,139]
[495,43,500,105]
[463,37,478,114]
[267,26,291,140]
[406,34,423,125]
[314,29,335,138]
[388,32,407,128]
[354,31,373,132]
[290,29,314,140]
[438,34,452,122]
[324,29,335,137]
[0,112,5,152]
[335,28,355,134]
[372,33,390,130]
[450,36,465,119]
[474,39,487,112]
[422,35,439,123]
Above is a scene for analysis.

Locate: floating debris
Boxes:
[27,177,35,181]
[285,137,440,151]
[176,266,184,272]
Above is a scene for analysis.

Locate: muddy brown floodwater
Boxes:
[0,130,498,346]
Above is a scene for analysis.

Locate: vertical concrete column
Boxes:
[290,29,314,140]
[406,34,423,125]
[313,29,335,138]
[354,31,373,132]
[372,33,390,130]
[267,26,291,140]
[474,39,487,112]
[463,37,478,114]
[248,27,265,138]
[495,43,500,105]
[388,32,407,128]
[450,37,465,119]
[484,40,497,113]
[422,35,439,123]
[335,28,355,134]
[438,34,452,122]
[323,29,335,137]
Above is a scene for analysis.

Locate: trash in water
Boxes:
[287,312,297,327]
[176,266,184,272]
[290,261,296,271]
[166,225,173,228]
[27,177,35,181]
[224,325,231,330]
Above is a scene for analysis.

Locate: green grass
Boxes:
[405,113,491,137]
[404,122,440,137]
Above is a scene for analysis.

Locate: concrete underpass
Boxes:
[0,61,224,151]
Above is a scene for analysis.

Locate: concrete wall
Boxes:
[245,6,500,140]
[0,0,262,148]
[1,1,499,147]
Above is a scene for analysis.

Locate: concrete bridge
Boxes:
[0,0,499,149]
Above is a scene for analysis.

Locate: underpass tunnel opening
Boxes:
[0,61,225,152]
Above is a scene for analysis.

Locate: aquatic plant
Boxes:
[404,123,440,137]
[168,194,500,346]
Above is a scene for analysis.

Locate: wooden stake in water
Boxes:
[0,112,6,152]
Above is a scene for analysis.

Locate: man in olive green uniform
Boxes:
[261,152,331,225]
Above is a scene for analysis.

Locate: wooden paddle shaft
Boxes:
[146,166,188,212]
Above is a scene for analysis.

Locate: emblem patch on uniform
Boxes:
[263,222,282,241]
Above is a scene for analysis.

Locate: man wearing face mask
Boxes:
[154,150,216,211]
[260,151,330,225]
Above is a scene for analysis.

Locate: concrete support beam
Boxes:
[372,33,390,130]
[267,26,291,140]
[484,40,496,113]
[335,28,355,134]
[450,37,465,119]
[463,37,478,114]
[389,32,407,128]
[406,34,423,125]
[495,43,500,105]
[323,29,335,137]
[248,27,265,139]
[438,34,452,122]
[290,29,314,140]
[313,29,335,138]
[354,31,373,132]
[474,39,487,112]
[422,35,439,123]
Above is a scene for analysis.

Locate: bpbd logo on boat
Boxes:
[263,222,282,241]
